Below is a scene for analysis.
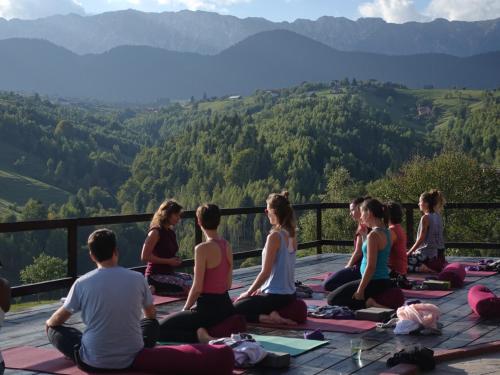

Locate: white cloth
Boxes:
[209,334,267,367]
[394,319,420,335]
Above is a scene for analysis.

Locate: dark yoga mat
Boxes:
[154,282,245,305]
[250,316,376,333]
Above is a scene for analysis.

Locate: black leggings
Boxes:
[233,293,296,323]
[47,318,159,372]
[322,266,361,291]
[159,292,235,343]
[326,279,394,310]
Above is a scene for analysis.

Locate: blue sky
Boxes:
[0,0,499,22]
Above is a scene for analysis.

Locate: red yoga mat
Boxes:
[3,346,243,375]
[402,289,453,299]
[2,346,145,375]
[153,283,245,305]
[307,272,331,281]
[250,316,376,334]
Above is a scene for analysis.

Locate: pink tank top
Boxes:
[202,238,230,294]
[389,224,408,275]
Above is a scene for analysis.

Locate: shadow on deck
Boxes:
[2,253,500,374]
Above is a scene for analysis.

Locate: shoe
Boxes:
[386,346,435,371]
[304,329,324,340]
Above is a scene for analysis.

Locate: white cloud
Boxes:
[157,0,251,11]
[358,0,428,23]
[0,0,85,20]
[358,0,500,23]
[425,0,500,21]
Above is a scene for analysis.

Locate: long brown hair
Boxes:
[149,199,183,230]
[267,191,296,237]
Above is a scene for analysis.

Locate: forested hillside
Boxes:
[0,81,498,285]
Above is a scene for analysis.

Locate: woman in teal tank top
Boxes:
[327,199,396,310]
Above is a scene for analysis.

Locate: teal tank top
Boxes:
[360,227,390,280]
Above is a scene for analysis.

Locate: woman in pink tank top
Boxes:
[387,202,408,277]
[159,204,236,344]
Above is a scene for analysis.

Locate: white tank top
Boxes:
[0,308,4,363]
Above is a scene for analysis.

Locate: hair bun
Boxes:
[281,191,290,201]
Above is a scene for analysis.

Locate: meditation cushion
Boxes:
[438,262,466,288]
[468,285,500,318]
[207,314,247,338]
[277,298,308,323]
[374,287,405,310]
[133,344,234,375]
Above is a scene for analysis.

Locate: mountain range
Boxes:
[0,9,499,56]
[1,30,499,102]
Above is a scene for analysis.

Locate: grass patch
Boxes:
[10,299,59,312]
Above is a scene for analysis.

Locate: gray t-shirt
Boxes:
[63,266,153,369]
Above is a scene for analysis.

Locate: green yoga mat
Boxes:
[251,334,329,356]
[159,335,329,357]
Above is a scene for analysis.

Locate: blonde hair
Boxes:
[267,191,296,237]
[150,199,183,230]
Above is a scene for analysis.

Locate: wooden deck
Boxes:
[2,253,500,374]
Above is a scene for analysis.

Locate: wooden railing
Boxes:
[1,202,498,297]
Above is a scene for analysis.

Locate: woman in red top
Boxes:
[141,200,192,296]
[159,204,235,343]
[387,202,408,277]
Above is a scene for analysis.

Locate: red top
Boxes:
[202,238,230,294]
[389,224,408,275]
[145,226,178,276]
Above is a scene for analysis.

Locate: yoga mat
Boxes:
[250,334,329,357]
[250,316,376,334]
[460,262,498,277]
[402,289,453,299]
[308,272,331,281]
[4,346,244,375]
[303,299,328,307]
[2,346,145,375]
[407,274,476,284]
[154,283,245,305]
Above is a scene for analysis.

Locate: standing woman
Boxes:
[141,200,192,295]
[234,191,298,325]
[159,204,235,343]
[323,196,370,291]
[327,199,394,310]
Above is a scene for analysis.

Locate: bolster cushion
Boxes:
[277,298,308,323]
[468,285,500,319]
[438,262,466,288]
[207,314,247,338]
[133,344,234,375]
[374,287,405,310]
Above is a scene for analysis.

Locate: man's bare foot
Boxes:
[258,311,297,325]
[196,327,214,344]
[417,264,436,273]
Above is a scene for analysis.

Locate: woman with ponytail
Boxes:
[234,191,298,325]
[326,198,395,310]
[407,189,446,273]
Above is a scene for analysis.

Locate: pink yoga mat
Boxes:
[308,272,331,281]
[460,262,498,277]
[303,299,328,307]
[153,283,245,305]
[407,274,475,283]
[4,346,244,375]
[3,346,145,375]
[402,289,453,299]
[250,316,376,333]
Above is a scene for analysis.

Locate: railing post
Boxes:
[405,206,414,247]
[67,222,78,281]
[195,220,203,247]
[316,207,322,254]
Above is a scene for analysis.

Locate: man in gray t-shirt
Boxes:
[46,229,158,371]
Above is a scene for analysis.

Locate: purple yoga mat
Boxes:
[3,346,244,375]
[250,316,376,333]
[3,346,145,375]
[402,289,453,299]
